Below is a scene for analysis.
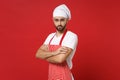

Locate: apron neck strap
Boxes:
[49,29,67,45]
[59,29,67,45]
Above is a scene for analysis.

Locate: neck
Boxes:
[56,28,67,37]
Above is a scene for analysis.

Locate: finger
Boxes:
[60,51,67,54]
[61,46,68,49]
[60,48,68,52]
[60,49,68,53]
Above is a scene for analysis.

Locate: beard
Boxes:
[55,25,66,32]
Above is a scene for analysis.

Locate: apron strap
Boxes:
[49,33,55,45]
[49,29,67,45]
[59,29,67,45]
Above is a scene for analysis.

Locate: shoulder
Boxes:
[47,32,55,38]
[66,31,78,39]
[43,32,55,45]
[62,30,78,49]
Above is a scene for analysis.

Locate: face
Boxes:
[53,16,68,32]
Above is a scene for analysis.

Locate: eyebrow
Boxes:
[54,18,65,21]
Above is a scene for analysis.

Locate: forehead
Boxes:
[53,16,67,19]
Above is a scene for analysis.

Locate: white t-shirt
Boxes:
[44,31,78,69]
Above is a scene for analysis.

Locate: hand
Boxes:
[53,46,69,56]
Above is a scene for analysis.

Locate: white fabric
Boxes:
[53,4,71,20]
[44,31,78,69]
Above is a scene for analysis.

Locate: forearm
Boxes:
[36,45,72,64]
[46,54,64,63]
[46,47,73,64]
[36,49,55,59]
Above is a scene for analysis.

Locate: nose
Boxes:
[58,21,61,25]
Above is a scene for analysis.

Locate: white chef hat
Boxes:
[53,4,71,20]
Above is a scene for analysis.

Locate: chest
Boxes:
[50,36,62,45]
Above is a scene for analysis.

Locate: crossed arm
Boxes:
[35,44,73,64]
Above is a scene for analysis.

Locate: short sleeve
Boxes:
[62,31,78,50]
[44,33,55,45]
[62,31,78,69]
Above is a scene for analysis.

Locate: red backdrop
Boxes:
[0,0,120,80]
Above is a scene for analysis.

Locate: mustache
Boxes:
[57,25,63,27]
[57,25,62,27]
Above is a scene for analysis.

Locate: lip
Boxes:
[57,25,62,27]
[57,25,62,28]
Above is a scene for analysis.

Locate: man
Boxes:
[36,4,78,80]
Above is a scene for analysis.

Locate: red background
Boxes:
[0,0,120,80]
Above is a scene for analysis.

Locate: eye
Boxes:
[54,19,59,22]
[60,19,65,21]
